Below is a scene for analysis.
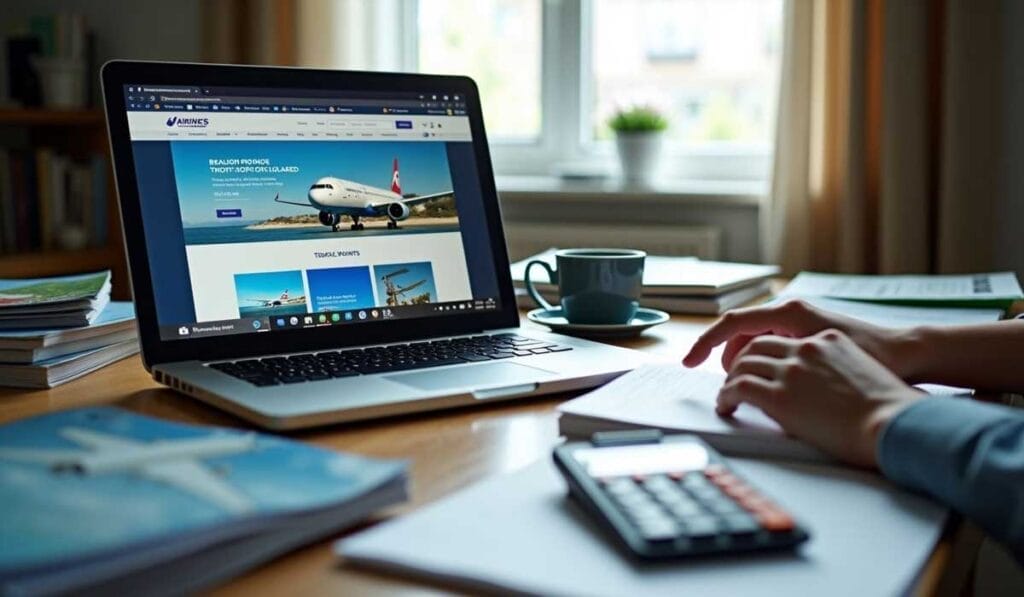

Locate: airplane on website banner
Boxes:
[0,427,258,514]
[242,289,306,308]
[273,157,454,231]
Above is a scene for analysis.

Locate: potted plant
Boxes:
[608,105,669,186]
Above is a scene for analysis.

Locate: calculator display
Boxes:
[573,442,710,478]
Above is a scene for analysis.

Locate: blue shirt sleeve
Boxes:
[877,398,1024,564]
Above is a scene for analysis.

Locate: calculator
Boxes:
[553,430,809,559]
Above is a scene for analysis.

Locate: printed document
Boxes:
[782,271,1022,305]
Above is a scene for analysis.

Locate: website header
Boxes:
[126,112,472,142]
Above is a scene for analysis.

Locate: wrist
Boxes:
[864,392,922,468]
[885,325,939,383]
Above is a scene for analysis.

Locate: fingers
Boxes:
[731,335,796,365]
[721,334,755,371]
[725,355,782,382]
[716,374,783,417]
[682,300,819,368]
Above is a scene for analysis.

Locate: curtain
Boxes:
[766,0,1024,277]
[201,1,394,70]
[200,0,296,65]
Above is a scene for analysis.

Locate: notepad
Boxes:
[338,457,947,597]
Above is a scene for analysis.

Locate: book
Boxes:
[0,407,408,595]
[516,279,773,315]
[0,301,135,363]
[782,271,1024,309]
[0,339,138,388]
[511,249,779,297]
[0,148,109,254]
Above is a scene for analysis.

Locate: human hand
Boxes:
[716,329,922,468]
[682,299,918,379]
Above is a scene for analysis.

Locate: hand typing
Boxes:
[683,299,920,380]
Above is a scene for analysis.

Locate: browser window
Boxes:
[122,84,501,341]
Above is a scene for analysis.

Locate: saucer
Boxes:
[526,307,670,338]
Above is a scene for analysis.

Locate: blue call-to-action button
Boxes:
[216,209,243,218]
[395,120,413,129]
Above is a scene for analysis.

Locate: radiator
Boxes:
[503,222,721,262]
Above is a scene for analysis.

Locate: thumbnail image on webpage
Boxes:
[169,139,474,324]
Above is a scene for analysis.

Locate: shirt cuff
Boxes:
[877,397,1010,491]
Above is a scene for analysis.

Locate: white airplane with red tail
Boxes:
[273,157,454,231]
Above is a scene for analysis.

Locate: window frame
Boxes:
[392,0,774,182]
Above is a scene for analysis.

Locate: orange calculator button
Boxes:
[756,511,796,532]
[738,494,773,511]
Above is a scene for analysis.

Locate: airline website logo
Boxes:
[166,116,210,128]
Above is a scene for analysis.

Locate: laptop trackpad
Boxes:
[385,362,556,393]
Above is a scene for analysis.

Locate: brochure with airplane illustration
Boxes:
[0,407,407,595]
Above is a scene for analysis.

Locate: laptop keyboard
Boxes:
[207,333,573,386]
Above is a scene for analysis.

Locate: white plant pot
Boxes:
[615,131,664,186]
[31,57,87,109]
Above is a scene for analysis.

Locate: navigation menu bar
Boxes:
[127,112,473,142]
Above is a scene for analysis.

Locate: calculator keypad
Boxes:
[600,467,800,554]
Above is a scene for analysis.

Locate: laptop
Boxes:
[101,61,646,429]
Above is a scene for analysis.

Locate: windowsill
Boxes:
[495,175,766,207]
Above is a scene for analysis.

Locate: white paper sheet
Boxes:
[557,365,828,462]
[338,457,947,597]
[782,271,1023,303]
[778,296,1005,327]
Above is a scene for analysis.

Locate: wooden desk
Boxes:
[0,312,972,596]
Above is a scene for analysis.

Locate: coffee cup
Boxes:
[524,248,646,324]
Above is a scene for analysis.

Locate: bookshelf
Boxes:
[0,109,129,300]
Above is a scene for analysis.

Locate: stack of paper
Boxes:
[511,249,779,314]
[0,301,137,388]
[782,271,1023,309]
[0,270,112,328]
[0,407,408,595]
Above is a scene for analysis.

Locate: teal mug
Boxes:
[524,248,646,324]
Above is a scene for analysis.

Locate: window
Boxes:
[392,0,782,180]
[589,0,782,146]
[417,0,543,141]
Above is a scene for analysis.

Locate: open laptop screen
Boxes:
[121,84,502,342]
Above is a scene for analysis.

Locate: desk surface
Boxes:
[0,311,963,596]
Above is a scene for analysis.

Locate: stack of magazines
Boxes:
[0,271,137,387]
[0,407,408,595]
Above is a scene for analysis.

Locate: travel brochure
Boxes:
[0,407,408,595]
[0,270,112,329]
[0,339,138,388]
[0,270,110,309]
[0,277,136,385]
